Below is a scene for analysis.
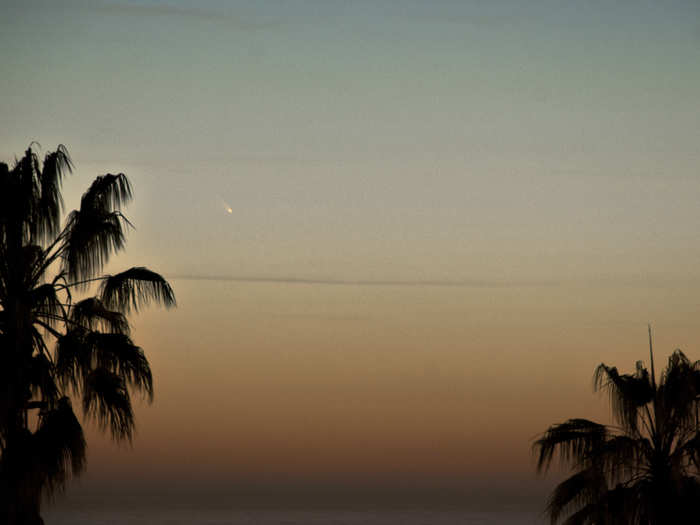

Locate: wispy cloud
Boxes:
[168,274,559,288]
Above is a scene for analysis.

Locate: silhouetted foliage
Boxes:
[0,145,175,524]
[534,331,700,524]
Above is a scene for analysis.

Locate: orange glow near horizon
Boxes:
[76,278,700,490]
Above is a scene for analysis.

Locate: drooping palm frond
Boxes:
[79,173,132,215]
[32,146,72,244]
[21,244,45,284]
[658,350,700,431]
[27,354,59,405]
[58,170,134,283]
[34,397,85,494]
[0,162,10,216]
[549,475,643,525]
[56,328,153,400]
[545,467,606,524]
[593,362,653,433]
[29,283,64,325]
[82,367,134,441]
[14,148,42,239]
[88,332,152,400]
[54,328,91,391]
[559,503,597,525]
[534,419,609,472]
[99,267,176,313]
[70,298,130,335]
[61,208,130,283]
[0,163,9,263]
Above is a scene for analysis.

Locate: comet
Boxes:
[216,196,234,215]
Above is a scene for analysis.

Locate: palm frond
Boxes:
[593,363,653,432]
[58,170,134,283]
[79,173,132,214]
[560,504,596,525]
[88,332,152,400]
[22,244,45,279]
[55,328,91,391]
[29,283,64,325]
[659,350,700,430]
[593,435,648,485]
[61,208,130,282]
[555,483,641,525]
[82,367,134,441]
[70,297,130,334]
[534,419,609,472]
[0,147,42,247]
[28,353,59,404]
[31,145,72,243]
[35,397,86,494]
[99,266,176,313]
[546,468,605,524]
[0,162,9,252]
[16,147,41,229]
[56,326,152,400]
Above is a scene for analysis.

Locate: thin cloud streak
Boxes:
[169,274,559,288]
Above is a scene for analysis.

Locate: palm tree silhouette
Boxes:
[534,327,700,524]
[0,145,175,524]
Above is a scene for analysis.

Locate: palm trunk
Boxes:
[1,428,45,525]
[0,228,44,525]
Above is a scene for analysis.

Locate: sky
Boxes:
[2,0,700,515]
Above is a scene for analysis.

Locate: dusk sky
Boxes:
[3,0,700,516]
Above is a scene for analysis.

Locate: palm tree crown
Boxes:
[0,145,175,524]
[534,334,700,524]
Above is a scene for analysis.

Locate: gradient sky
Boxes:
[2,0,700,513]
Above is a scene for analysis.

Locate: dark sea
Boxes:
[45,508,543,525]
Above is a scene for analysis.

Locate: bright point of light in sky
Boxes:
[216,196,234,215]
